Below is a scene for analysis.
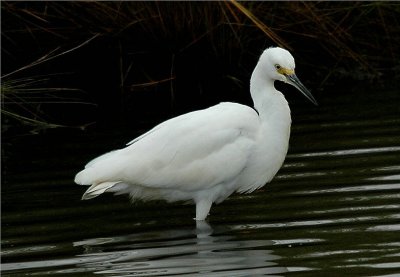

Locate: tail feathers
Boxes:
[75,168,98,185]
[85,150,119,168]
[75,150,122,186]
[82,182,119,200]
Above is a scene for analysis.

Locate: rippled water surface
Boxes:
[2,88,400,276]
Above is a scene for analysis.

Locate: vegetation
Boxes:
[2,1,399,131]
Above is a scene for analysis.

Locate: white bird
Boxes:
[75,47,317,221]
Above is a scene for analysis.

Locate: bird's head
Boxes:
[260,47,318,106]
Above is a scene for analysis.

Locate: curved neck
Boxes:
[250,64,290,123]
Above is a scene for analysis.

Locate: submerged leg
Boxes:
[195,199,212,221]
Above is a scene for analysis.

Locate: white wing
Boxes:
[75,102,260,193]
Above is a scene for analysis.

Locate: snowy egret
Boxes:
[75,47,317,221]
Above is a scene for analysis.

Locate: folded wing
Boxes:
[75,102,260,197]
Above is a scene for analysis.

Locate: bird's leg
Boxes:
[195,199,212,221]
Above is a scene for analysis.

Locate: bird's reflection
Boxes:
[195,220,213,237]
[73,221,288,276]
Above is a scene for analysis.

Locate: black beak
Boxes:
[286,74,318,106]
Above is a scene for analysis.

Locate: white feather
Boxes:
[74,47,316,220]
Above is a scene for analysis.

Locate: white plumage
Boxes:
[75,47,317,220]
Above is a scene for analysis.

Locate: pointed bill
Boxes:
[286,74,318,106]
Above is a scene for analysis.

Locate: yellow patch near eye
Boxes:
[277,67,294,76]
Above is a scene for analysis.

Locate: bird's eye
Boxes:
[275,64,281,70]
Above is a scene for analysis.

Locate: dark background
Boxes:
[2,1,400,133]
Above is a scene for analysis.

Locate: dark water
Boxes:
[2,88,400,276]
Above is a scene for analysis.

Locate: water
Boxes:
[2,88,400,276]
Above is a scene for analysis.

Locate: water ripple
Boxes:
[289,146,400,158]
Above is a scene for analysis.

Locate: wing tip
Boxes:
[80,182,119,201]
[81,192,99,200]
